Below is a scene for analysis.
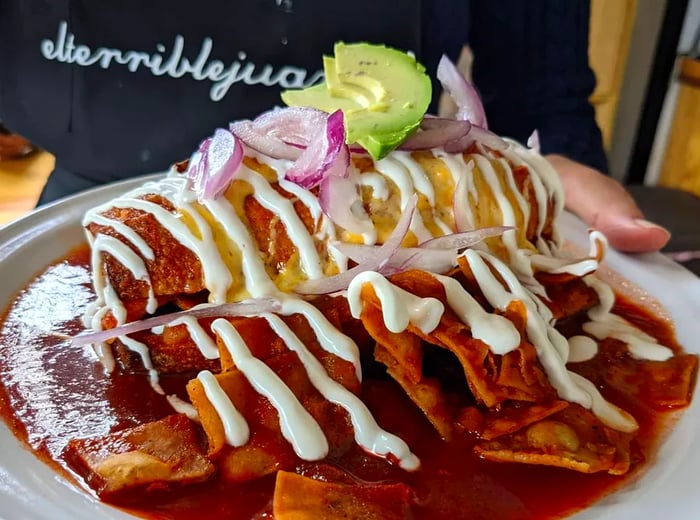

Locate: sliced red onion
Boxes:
[71,298,282,347]
[399,118,472,150]
[335,242,459,275]
[419,227,511,249]
[437,55,488,129]
[333,226,509,275]
[295,195,417,295]
[349,144,368,154]
[465,125,508,152]
[453,173,472,232]
[319,167,374,235]
[442,133,474,154]
[186,128,244,202]
[527,129,541,154]
[230,107,328,160]
[285,110,349,189]
[229,120,298,160]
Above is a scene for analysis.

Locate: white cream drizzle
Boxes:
[567,335,598,363]
[392,151,453,235]
[197,369,250,446]
[435,152,477,231]
[279,298,362,379]
[582,275,674,362]
[262,313,420,470]
[202,195,278,298]
[375,156,434,243]
[432,274,521,354]
[212,318,329,460]
[463,249,638,433]
[168,315,220,359]
[236,166,324,280]
[347,271,444,335]
[360,172,390,201]
[119,336,164,395]
[166,394,200,422]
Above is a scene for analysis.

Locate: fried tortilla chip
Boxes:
[575,338,699,410]
[475,404,633,475]
[273,470,414,520]
[64,414,214,499]
[482,400,569,440]
[187,350,355,481]
[374,344,455,440]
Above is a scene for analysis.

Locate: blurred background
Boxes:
[1,0,699,232]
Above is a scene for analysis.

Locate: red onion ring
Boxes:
[437,55,488,129]
[335,242,458,275]
[399,118,472,150]
[319,166,374,235]
[72,298,282,347]
[295,195,417,295]
[418,227,512,249]
[286,110,349,189]
[230,107,328,160]
[334,226,509,274]
[186,129,244,202]
[527,129,541,154]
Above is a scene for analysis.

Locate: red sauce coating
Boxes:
[0,246,691,519]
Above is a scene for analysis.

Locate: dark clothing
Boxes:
[0,0,606,204]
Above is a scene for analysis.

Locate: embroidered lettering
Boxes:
[39,21,324,103]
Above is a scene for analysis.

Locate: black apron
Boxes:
[0,0,468,203]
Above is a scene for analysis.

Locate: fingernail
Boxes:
[633,219,670,234]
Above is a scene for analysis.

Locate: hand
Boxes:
[546,154,670,253]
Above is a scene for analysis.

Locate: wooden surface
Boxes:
[0,151,53,227]
[659,58,700,197]
[588,0,638,149]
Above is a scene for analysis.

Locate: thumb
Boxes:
[546,155,670,253]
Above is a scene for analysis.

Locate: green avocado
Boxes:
[281,42,432,159]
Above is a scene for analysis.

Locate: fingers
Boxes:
[546,155,670,253]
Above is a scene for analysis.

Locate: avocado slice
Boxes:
[281,42,432,159]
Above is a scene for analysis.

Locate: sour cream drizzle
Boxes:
[197,369,249,447]
[212,318,329,460]
[279,298,362,378]
[347,271,445,335]
[262,313,420,469]
[462,249,638,433]
[168,315,220,359]
[581,275,674,362]
[118,336,164,395]
[236,165,325,279]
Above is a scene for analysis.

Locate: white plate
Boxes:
[0,176,698,520]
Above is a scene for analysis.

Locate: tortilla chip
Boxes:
[455,406,485,435]
[475,404,632,475]
[187,350,355,479]
[112,323,221,375]
[357,270,557,410]
[576,339,699,410]
[482,400,569,440]
[273,471,414,520]
[360,302,423,385]
[64,414,214,499]
[216,316,289,372]
[374,344,455,440]
[540,277,599,320]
